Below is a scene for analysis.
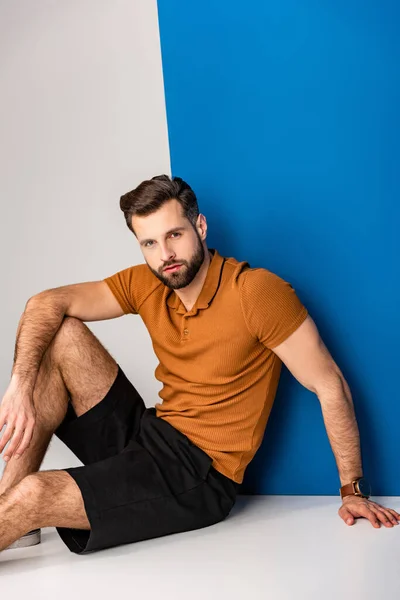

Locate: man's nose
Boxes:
[159,243,176,264]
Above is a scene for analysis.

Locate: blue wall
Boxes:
[157,0,400,495]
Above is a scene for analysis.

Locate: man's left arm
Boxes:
[271,314,400,529]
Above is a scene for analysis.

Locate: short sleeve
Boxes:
[103,266,138,314]
[240,268,308,349]
[103,263,162,315]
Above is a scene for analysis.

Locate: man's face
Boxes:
[132,199,206,290]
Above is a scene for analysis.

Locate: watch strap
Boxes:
[340,478,369,500]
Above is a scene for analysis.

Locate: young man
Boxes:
[0,175,398,554]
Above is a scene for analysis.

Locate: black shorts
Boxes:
[54,365,239,554]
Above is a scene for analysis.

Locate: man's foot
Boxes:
[6,529,41,550]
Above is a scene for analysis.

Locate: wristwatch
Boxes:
[340,477,371,500]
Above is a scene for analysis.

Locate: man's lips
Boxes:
[164,264,183,272]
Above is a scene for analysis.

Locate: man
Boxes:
[0,175,398,554]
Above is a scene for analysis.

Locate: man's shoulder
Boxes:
[221,253,279,286]
[126,262,165,296]
[104,261,164,312]
[218,254,298,313]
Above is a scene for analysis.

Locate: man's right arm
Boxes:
[0,281,125,461]
[11,281,124,392]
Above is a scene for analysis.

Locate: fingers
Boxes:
[358,505,381,528]
[4,418,26,461]
[369,501,400,523]
[340,502,381,528]
[0,415,7,439]
[340,500,400,529]
[0,422,15,456]
[14,423,34,458]
[0,416,34,462]
[370,505,399,527]
[371,502,400,521]
[387,508,400,521]
[340,508,356,526]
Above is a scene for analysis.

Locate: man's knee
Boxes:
[12,474,43,513]
[15,471,69,508]
[47,316,87,364]
[58,316,87,340]
[14,471,90,530]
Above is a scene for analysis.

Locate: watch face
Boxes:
[358,478,371,497]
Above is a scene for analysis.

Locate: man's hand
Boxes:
[0,380,36,462]
[339,495,400,528]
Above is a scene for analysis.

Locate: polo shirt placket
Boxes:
[166,250,225,343]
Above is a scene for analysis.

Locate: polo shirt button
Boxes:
[183,329,189,335]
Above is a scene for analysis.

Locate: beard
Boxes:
[146,232,205,290]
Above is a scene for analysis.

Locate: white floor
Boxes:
[1,495,399,599]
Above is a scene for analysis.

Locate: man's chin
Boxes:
[162,275,190,290]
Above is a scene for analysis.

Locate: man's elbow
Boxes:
[25,288,68,313]
[313,369,346,399]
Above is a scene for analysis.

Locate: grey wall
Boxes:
[0,0,170,472]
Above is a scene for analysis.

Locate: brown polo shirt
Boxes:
[103,248,308,483]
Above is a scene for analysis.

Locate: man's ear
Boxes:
[197,213,207,239]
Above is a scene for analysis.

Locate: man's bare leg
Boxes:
[0,470,90,551]
[0,316,118,496]
[0,347,68,496]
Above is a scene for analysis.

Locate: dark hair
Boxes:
[120,174,199,234]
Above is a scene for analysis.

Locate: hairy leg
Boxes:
[0,317,118,495]
[0,471,89,551]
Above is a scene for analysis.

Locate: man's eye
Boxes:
[145,241,154,248]
[170,232,181,238]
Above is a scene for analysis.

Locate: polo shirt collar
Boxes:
[166,248,224,313]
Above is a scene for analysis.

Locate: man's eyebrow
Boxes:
[139,226,186,246]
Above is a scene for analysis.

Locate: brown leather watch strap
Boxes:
[340,477,370,500]
[340,482,356,499]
